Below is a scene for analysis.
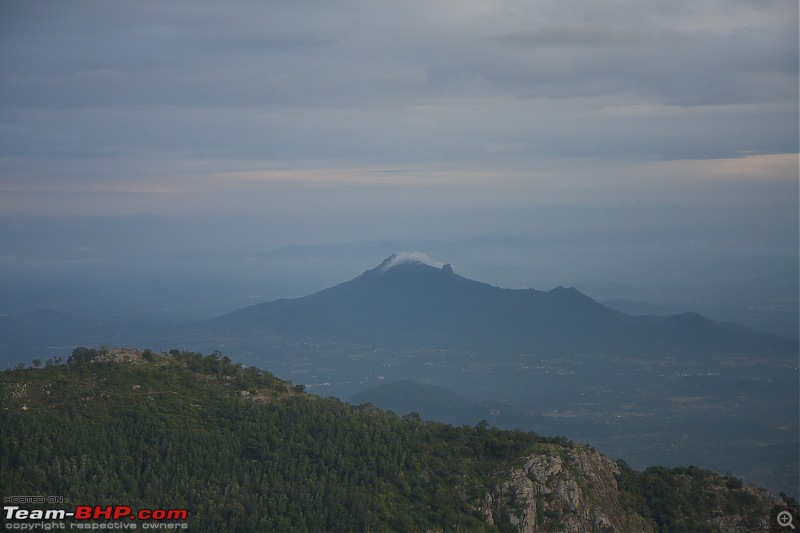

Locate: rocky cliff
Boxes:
[482,443,789,533]
[484,445,653,533]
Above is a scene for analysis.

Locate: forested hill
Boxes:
[1,348,792,532]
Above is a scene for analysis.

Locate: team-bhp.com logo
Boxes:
[4,505,188,529]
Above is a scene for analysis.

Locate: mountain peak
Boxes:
[377,252,449,273]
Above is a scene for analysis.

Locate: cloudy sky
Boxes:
[0,0,797,296]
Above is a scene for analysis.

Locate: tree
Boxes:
[68,347,97,364]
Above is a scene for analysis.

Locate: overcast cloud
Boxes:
[0,0,797,300]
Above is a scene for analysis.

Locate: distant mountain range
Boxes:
[2,253,794,368]
[202,254,796,358]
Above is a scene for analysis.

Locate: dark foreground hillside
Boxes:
[1,348,793,532]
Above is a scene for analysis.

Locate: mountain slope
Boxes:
[1,350,790,532]
[204,254,796,357]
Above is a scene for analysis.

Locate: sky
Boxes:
[0,0,797,311]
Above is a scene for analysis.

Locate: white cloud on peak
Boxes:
[380,252,444,271]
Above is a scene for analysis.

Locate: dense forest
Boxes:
[1,348,791,532]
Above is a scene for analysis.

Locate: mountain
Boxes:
[2,350,792,532]
[204,254,796,358]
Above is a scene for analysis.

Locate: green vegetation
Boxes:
[1,348,785,532]
[615,460,772,533]
[1,349,552,532]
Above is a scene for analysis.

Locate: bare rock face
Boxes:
[92,348,143,363]
[487,445,653,533]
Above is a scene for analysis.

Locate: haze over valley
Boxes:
[2,253,796,498]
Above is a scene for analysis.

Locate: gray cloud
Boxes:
[0,0,796,292]
[2,0,795,109]
[495,25,648,48]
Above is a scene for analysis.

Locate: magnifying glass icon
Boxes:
[778,510,796,529]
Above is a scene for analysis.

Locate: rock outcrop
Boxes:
[92,347,143,363]
[486,445,653,533]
